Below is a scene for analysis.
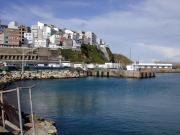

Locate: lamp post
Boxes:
[21,48,25,77]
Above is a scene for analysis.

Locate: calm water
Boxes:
[6,73,180,135]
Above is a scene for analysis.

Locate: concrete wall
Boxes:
[87,70,155,78]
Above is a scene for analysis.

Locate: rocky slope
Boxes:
[60,45,132,64]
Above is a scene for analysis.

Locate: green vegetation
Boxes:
[60,45,107,64]
[60,49,84,62]
[81,45,107,64]
[60,45,132,65]
[113,54,133,65]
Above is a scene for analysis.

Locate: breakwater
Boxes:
[0,70,86,89]
[0,69,155,89]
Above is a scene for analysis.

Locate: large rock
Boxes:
[24,115,57,135]
[24,121,57,135]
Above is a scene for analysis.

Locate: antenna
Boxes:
[130,48,132,60]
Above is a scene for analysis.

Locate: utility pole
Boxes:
[129,48,132,60]
[21,48,25,77]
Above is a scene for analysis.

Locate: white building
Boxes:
[49,34,60,45]
[37,21,44,29]
[104,63,121,69]
[31,25,38,38]
[73,63,85,69]
[97,63,122,69]
[98,64,106,69]
[42,26,52,39]
[85,63,122,69]
[61,61,72,68]
[32,21,58,39]
[85,31,97,45]
[24,33,34,45]
[8,21,18,29]
[34,39,49,48]
[64,29,74,39]
[86,64,96,69]
[31,21,61,48]
[126,63,173,71]
[29,21,106,48]
[48,63,61,68]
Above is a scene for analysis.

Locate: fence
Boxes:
[0,85,35,135]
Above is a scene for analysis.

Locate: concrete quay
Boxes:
[87,70,155,78]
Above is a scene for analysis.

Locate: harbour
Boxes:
[1,0,180,134]
[5,73,180,135]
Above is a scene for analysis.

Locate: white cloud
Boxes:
[138,43,180,58]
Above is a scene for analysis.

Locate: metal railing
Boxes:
[0,85,36,135]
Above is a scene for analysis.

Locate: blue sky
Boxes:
[1,0,180,62]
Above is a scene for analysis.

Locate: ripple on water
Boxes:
[6,74,180,135]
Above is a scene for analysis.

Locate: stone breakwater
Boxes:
[0,70,86,88]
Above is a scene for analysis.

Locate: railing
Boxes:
[0,85,36,135]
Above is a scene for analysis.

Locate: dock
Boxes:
[87,70,155,78]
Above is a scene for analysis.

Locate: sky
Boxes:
[0,0,180,62]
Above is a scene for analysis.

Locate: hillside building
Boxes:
[34,39,49,48]
[24,33,34,45]
[85,32,97,45]
[8,21,18,29]
[0,28,20,46]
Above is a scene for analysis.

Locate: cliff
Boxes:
[60,45,132,65]
[113,54,132,65]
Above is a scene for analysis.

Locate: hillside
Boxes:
[60,45,132,65]
[113,54,132,65]
[60,45,107,64]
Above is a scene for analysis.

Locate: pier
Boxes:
[87,70,155,78]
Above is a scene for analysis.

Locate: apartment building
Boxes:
[1,28,20,46]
